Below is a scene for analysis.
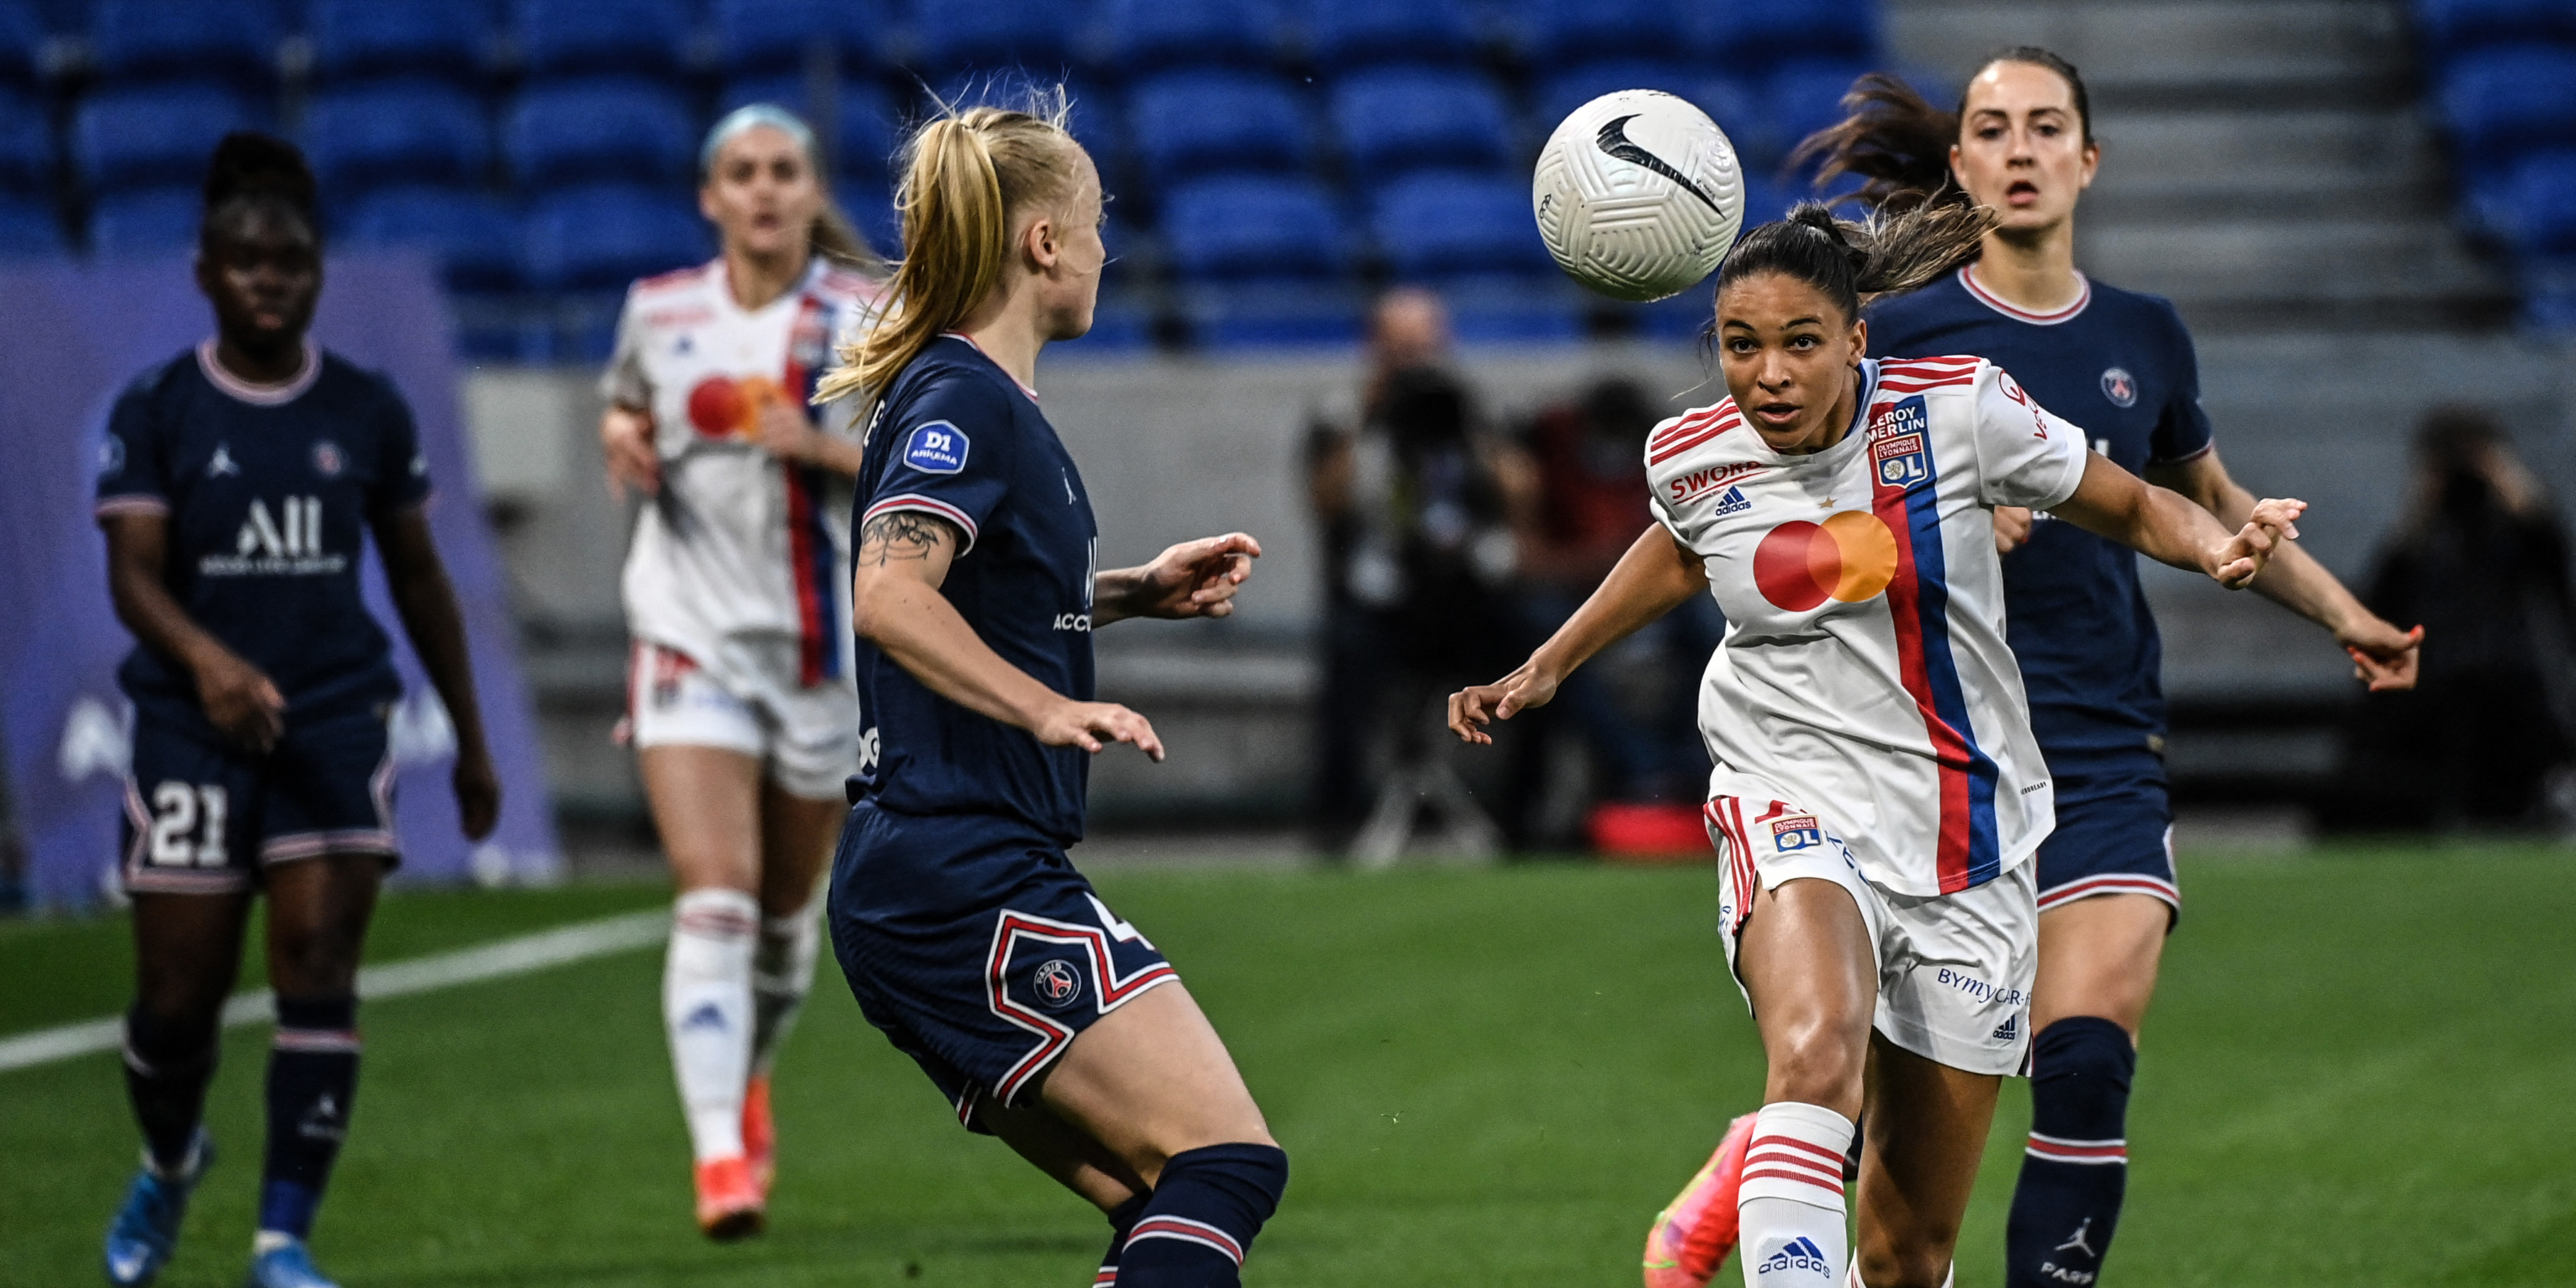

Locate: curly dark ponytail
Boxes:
[1714,200,1996,323]
[201,131,319,248]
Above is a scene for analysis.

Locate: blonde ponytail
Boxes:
[813,94,1083,409]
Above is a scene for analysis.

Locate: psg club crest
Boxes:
[2100,367,2138,409]
[311,440,344,477]
[1032,958,1083,1009]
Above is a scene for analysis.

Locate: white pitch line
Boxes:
[0,908,668,1075]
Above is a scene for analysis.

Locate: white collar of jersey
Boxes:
[941,331,1039,404]
[1958,264,2091,326]
[196,338,319,406]
[710,256,828,318]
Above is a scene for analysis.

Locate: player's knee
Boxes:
[1855,1241,1953,1288]
[124,1003,219,1075]
[1764,1020,1866,1109]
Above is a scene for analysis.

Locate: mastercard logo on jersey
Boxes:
[686,374,789,440]
[1753,511,1897,612]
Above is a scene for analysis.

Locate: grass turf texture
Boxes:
[1,846,2570,1286]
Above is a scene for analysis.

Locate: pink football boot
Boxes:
[1643,1112,1758,1288]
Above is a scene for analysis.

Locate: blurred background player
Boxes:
[1454,205,2305,1288]
[596,104,884,1239]
[1620,50,2421,1288]
[92,133,500,1288]
[815,97,1289,1288]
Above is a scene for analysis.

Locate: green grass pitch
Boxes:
[3,845,2572,1286]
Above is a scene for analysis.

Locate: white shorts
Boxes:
[626,638,862,801]
[1710,795,2038,1077]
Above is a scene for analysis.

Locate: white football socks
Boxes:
[1739,1101,1855,1288]
[665,888,759,1162]
[749,897,819,1077]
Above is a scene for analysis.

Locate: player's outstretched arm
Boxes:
[2049,453,2303,591]
[852,510,1166,760]
[1449,523,1705,745]
[102,512,286,754]
[2148,448,2421,691]
[375,507,501,839]
[1091,532,1262,627]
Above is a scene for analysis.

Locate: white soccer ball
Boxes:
[1533,90,1745,303]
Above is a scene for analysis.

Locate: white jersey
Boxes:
[1648,356,2092,896]
[602,257,882,687]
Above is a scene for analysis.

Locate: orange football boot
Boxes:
[742,1074,776,1197]
[694,1155,766,1241]
[1643,1112,1757,1287]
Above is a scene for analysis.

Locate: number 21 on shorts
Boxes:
[146,781,229,866]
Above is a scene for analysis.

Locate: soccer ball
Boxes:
[1532,90,1745,303]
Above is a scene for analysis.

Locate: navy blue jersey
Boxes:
[849,335,1098,842]
[1866,269,2213,766]
[94,342,431,722]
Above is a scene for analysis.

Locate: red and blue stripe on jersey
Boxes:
[1870,358,2003,892]
[782,291,840,686]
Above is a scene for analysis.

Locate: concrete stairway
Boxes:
[1884,0,2512,331]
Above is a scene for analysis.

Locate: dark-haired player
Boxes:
[94,133,498,1288]
[1643,51,2424,1288]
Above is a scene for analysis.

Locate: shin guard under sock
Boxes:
[665,888,758,1161]
[1737,1101,1853,1288]
[122,1006,219,1176]
[259,995,360,1242]
[749,899,819,1077]
[1095,1192,1150,1286]
[1116,1143,1289,1287]
[2006,1016,2135,1287]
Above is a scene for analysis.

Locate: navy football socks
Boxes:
[2006,1016,2135,1287]
[1096,1192,1150,1285]
[1115,1143,1289,1287]
[258,995,361,1244]
[122,1006,220,1175]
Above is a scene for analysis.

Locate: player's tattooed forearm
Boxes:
[858,511,954,565]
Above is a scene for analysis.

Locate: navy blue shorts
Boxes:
[2033,761,2177,924]
[121,702,398,896]
[826,802,1176,1130]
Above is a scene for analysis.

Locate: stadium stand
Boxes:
[2415,0,2576,327]
[1099,0,1278,72]
[514,0,691,80]
[912,0,1085,76]
[710,0,883,77]
[343,186,521,292]
[1328,67,1516,176]
[75,84,259,192]
[308,0,490,86]
[88,186,200,255]
[304,83,491,197]
[1305,0,1479,69]
[88,0,276,87]
[0,1,41,87]
[1128,70,1313,189]
[504,79,696,187]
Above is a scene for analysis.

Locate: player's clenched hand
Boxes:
[1993,505,2033,554]
[1038,699,1165,762]
[453,744,501,840]
[2207,497,2305,590]
[195,652,285,754]
[601,405,661,498]
[2339,618,2423,692]
[752,395,826,465]
[1125,532,1263,620]
[1447,663,1562,745]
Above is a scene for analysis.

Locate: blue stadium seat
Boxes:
[1101,0,1276,73]
[1370,171,1553,280]
[89,187,203,256]
[1129,71,1311,189]
[712,0,884,76]
[1160,175,1352,280]
[1438,275,1585,344]
[1518,0,1681,65]
[718,76,901,184]
[835,174,900,257]
[1305,0,1475,69]
[1687,0,1876,79]
[522,184,710,290]
[304,83,490,197]
[1766,61,1873,177]
[310,0,489,84]
[2511,152,2576,253]
[0,89,49,193]
[91,0,277,86]
[1329,68,1514,176]
[2415,0,2576,52]
[75,85,258,193]
[0,195,64,257]
[1179,280,1365,347]
[343,186,520,289]
[913,0,1086,76]
[1684,76,1765,166]
[0,1,42,86]
[514,0,690,79]
[504,79,697,187]
[1532,61,1699,137]
[2438,47,2576,165]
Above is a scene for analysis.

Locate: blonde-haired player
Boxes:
[597,104,883,1239]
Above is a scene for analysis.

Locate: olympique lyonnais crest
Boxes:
[1869,396,1930,490]
[1032,958,1083,1009]
[1771,814,1824,851]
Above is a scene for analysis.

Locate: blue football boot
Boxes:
[103,1131,214,1286]
[244,1238,341,1288]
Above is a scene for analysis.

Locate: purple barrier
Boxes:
[0,253,560,908]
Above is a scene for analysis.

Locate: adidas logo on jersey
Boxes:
[1993,1012,2020,1042]
[1713,485,1750,516]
